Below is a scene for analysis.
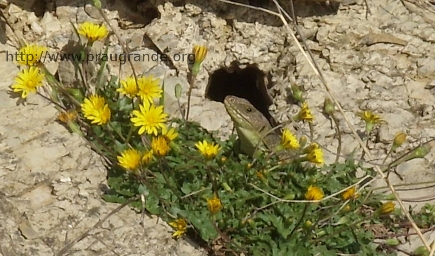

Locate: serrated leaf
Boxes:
[186,211,218,241]
[145,193,160,215]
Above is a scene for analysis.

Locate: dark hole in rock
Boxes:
[142,7,160,23]
[31,0,47,17]
[120,0,161,26]
[206,63,275,125]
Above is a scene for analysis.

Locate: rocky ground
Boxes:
[1,0,435,255]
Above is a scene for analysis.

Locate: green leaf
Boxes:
[96,44,109,88]
[117,96,133,112]
[145,192,160,215]
[138,184,149,195]
[385,238,399,246]
[102,194,127,204]
[270,216,291,239]
[185,211,218,241]
[413,246,429,256]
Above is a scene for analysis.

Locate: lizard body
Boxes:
[224,95,285,158]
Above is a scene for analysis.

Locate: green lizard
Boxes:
[224,95,287,159]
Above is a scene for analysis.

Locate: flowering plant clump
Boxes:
[9,6,435,256]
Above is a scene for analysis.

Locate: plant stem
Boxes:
[186,73,196,121]
[288,204,308,239]
[205,163,218,194]
[331,115,342,163]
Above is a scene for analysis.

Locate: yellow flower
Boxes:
[281,129,300,150]
[11,67,45,98]
[357,110,384,133]
[130,100,168,135]
[294,102,314,123]
[58,110,78,123]
[341,186,357,201]
[77,21,108,43]
[207,194,223,215]
[357,110,383,123]
[117,77,139,98]
[142,150,154,164]
[117,148,142,171]
[137,75,163,103]
[162,127,178,142]
[151,136,170,157]
[81,95,111,125]
[305,185,324,201]
[16,44,47,66]
[378,201,395,215]
[195,140,221,160]
[169,218,187,238]
[305,143,324,165]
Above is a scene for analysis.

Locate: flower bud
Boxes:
[303,220,313,229]
[175,83,182,99]
[323,98,335,116]
[291,84,304,103]
[392,132,406,150]
[92,0,102,8]
[192,45,207,75]
[377,201,395,215]
[413,246,429,256]
[385,238,400,246]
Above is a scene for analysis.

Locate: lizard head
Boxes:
[224,95,274,156]
[224,95,272,133]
